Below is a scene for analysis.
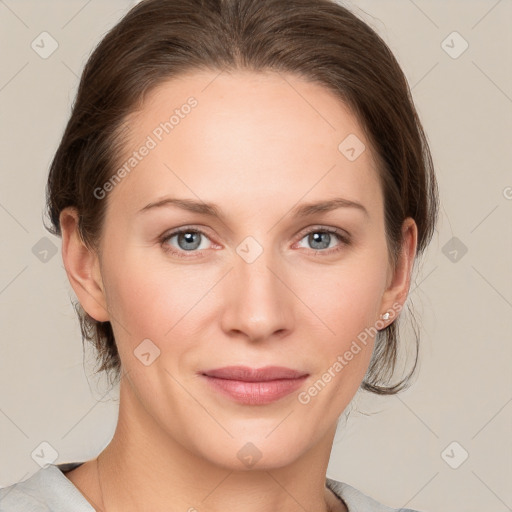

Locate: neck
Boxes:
[93,374,345,512]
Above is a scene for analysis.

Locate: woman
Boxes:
[0,0,438,510]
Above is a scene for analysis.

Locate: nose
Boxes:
[220,245,294,343]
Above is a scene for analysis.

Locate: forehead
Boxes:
[107,70,382,217]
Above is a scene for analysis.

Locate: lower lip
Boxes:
[202,375,308,405]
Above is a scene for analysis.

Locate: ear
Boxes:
[60,207,109,322]
[379,217,418,320]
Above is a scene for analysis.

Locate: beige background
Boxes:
[0,1,511,510]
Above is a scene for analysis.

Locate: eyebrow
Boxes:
[137,196,368,218]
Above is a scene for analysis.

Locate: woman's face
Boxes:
[82,71,412,469]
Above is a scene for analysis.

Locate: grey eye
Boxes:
[297,230,342,251]
[166,230,211,252]
[307,232,332,250]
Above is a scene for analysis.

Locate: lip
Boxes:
[200,365,309,405]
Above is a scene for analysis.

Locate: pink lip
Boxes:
[200,366,309,405]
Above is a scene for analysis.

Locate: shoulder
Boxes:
[326,477,423,512]
[0,463,93,512]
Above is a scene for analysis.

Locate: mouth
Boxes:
[200,365,309,405]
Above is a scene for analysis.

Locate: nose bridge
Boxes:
[222,237,292,341]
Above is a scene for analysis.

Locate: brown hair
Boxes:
[45,0,438,394]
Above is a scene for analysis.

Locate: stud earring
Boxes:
[381,312,390,320]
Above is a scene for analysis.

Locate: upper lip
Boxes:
[202,366,308,382]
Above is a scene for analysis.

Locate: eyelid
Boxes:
[294,224,351,244]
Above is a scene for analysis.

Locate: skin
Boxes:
[60,70,417,512]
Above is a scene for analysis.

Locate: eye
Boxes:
[160,227,214,258]
[295,227,350,255]
[159,225,350,259]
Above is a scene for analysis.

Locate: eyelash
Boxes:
[159,225,351,259]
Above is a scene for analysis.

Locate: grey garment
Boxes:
[0,463,93,512]
[0,462,422,512]
[325,479,421,512]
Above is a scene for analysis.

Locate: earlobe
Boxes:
[379,217,418,321]
[59,207,109,322]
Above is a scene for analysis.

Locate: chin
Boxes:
[188,424,315,472]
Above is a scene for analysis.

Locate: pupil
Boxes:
[311,232,330,250]
[179,232,200,250]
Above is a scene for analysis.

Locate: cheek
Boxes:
[299,256,388,344]
[294,266,386,412]
[100,251,213,355]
